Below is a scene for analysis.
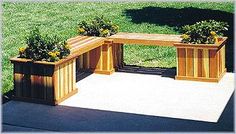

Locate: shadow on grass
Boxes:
[124,7,234,72]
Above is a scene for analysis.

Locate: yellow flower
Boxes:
[65,44,70,49]
[210,31,216,36]
[19,47,26,53]
[102,29,109,35]
[55,51,60,55]
[48,51,53,55]
[78,28,85,33]
[48,51,57,57]
[181,34,190,39]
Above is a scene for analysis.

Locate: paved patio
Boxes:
[2,69,234,132]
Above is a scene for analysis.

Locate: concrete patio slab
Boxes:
[61,72,234,123]
[2,72,234,132]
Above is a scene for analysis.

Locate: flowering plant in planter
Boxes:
[77,16,119,37]
[180,20,229,44]
[19,27,70,62]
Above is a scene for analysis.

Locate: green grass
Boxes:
[2,2,234,94]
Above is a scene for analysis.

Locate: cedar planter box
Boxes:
[174,37,227,82]
[10,57,78,105]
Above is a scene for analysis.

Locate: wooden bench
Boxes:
[10,32,227,105]
[108,32,227,82]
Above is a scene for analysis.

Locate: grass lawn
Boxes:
[2,2,234,94]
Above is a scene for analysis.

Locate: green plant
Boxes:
[181,20,229,44]
[19,27,70,62]
[77,16,119,37]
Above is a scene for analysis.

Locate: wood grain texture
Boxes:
[177,48,186,76]
[202,49,210,78]
[109,32,182,46]
[186,48,194,77]
[102,44,108,70]
[197,49,203,77]
[209,50,218,78]
[193,49,198,77]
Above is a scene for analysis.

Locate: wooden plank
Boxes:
[79,55,83,69]
[72,59,76,90]
[109,44,114,70]
[83,52,90,69]
[102,44,108,70]
[109,32,182,46]
[89,48,97,69]
[67,36,89,45]
[96,46,102,70]
[43,68,47,100]
[197,49,203,77]
[202,49,209,78]
[14,63,23,97]
[46,67,54,101]
[120,44,124,67]
[218,49,222,75]
[186,48,194,77]
[64,62,69,95]
[177,48,186,76]
[68,60,72,93]
[21,63,30,98]
[209,50,218,78]
[59,64,64,99]
[193,49,198,77]
[69,37,96,48]
[222,45,226,73]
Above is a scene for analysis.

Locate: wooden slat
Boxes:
[68,60,72,93]
[79,55,83,69]
[21,64,30,98]
[69,37,96,48]
[177,48,186,76]
[209,50,219,78]
[197,49,203,77]
[14,63,22,97]
[83,52,90,69]
[67,36,89,45]
[70,37,100,51]
[109,44,114,70]
[186,48,194,76]
[109,32,182,46]
[193,49,198,77]
[64,62,68,95]
[72,59,76,90]
[89,48,97,69]
[219,49,222,75]
[96,46,102,70]
[46,67,54,101]
[43,68,47,100]
[102,44,108,70]
[59,64,64,99]
[202,49,209,78]
[222,45,226,73]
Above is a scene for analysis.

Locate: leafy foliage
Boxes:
[78,16,119,37]
[181,20,229,44]
[19,27,70,62]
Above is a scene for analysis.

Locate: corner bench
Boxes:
[10,32,227,105]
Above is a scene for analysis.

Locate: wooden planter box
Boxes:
[10,57,78,105]
[174,37,227,82]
